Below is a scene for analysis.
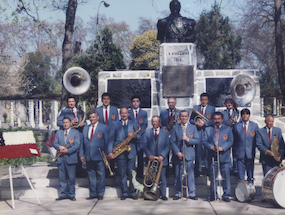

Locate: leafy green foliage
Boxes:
[196,3,242,69]
[129,29,160,70]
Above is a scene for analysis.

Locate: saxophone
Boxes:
[100,123,141,175]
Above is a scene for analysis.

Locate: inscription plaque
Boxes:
[162,66,194,97]
[107,79,151,108]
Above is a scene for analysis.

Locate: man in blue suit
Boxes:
[96,93,119,129]
[203,112,233,202]
[170,110,199,200]
[221,98,239,126]
[53,117,80,201]
[142,116,170,200]
[256,114,284,176]
[233,108,259,183]
[160,97,180,132]
[79,109,109,200]
[128,95,148,177]
[108,108,141,200]
[57,96,85,177]
[190,93,215,177]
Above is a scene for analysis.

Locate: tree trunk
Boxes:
[275,0,285,99]
[61,0,78,108]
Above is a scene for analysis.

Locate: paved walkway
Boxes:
[0,196,284,215]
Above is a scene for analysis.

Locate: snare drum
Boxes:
[235,180,255,202]
[262,166,285,208]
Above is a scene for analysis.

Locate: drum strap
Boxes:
[270,167,285,181]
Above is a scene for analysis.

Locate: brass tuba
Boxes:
[143,157,163,201]
[230,74,256,106]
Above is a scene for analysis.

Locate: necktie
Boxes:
[268,129,271,144]
[64,130,67,142]
[124,121,127,126]
[214,128,220,146]
[105,106,108,125]
[169,109,174,126]
[154,129,158,155]
[90,125,95,141]
[155,129,158,137]
[244,122,247,137]
[71,108,76,119]
[229,110,231,118]
[201,107,204,115]
[135,110,138,119]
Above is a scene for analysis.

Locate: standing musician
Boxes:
[96,92,119,129]
[256,114,285,176]
[170,110,199,200]
[233,108,259,183]
[53,117,80,201]
[142,116,170,201]
[203,112,233,202]
[160,97,180,132]
[128,95,148,178]
[107,108,141,200]
[221,98,239,176]
[57,96,85,177]
[190,93,215,177]
[79,109,109,200]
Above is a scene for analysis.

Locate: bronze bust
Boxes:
[157,0,196,43]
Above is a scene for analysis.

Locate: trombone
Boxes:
[181,127,188,201]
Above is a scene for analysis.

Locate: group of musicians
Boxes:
[53,92,285,203]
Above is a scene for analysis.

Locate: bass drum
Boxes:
[235,180,255,202]
[262,166,285,208]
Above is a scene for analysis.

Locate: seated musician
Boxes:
[160,97,180,132]
[170,110,199,200]
[57,96,85,177]
[190,93,215,177]
[79,109,109,200]
[128,95,148,178]
[256,114,285,176]
[107,108,141,200]
[53,117,80,201]
[203,112,233,202]
[142,116,170,200]
[232,108,259,183]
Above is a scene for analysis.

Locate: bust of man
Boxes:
[157,0,196,43]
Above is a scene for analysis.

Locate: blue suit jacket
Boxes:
[203,124,233,163]
[221,109,238,126]
[160,109,180,127]
[233,121,259,159]
[256,126,284,165]
[96,105,119,128]
[57,106,84,127]
[128,108,148,132]
[190,105,215,128]
[142,128,170,166]
[53,128,81,164]
[170,123,199,161]
[108,120,140,159]
[79,123,109,162]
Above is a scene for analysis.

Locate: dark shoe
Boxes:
[86,196,97,200]
[121,196,127,200]
[261,199,267,203]
[55,197,67,201]
[173,196,181,200]
[222,197,230,202]
[70,197,76,201]
[98,196,103,200]
[161,196,168,201]
[131,195,138,200]
[189,196,198,200]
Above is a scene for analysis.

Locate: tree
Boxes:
[21,51,58,95]
[196,2,242,69]
[136,17,157,35]
[129,29,160,70]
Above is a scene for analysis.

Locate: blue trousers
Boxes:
[160,166,167,197]
[58,158,76,198]
[209,162,231,198]
[86,160,105,197]
[173,157,196,197]
[237,157,254,183]
[116,157,136,197]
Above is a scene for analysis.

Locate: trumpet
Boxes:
[143,157,163,201]
[227,106,239,127]
[99,148,114,176]
[52,138,74,162]
[192,108,208,122]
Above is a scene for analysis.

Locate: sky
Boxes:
[38,0,245,32]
